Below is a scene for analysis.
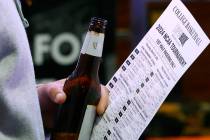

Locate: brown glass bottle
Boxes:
[51,17,107,140]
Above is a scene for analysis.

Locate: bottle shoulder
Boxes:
[64,74,100,92]
[65,74,99,86]
[63,74,101,105]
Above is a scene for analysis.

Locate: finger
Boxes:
[56,78,66,86]
[48,85,67,104]
[96,85,109,115]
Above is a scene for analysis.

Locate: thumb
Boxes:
[47,84,67,104]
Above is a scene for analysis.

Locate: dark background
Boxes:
[23,0,116,84]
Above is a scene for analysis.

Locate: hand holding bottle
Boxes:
[37,80,109,129]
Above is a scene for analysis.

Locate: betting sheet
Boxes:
[91,0,210,139]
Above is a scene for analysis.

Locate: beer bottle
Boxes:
[51,17,107,140]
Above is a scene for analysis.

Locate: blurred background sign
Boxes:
[23,0,115,83]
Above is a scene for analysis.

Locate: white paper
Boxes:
[91,0,210,139]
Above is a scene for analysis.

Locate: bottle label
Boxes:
[81,32,104,57]
[78,105,96,140]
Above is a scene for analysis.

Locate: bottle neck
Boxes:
[74,31,104,77]
[75,54,101,77]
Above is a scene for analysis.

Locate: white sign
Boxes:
[34,33,80,66]
[91,0,210,139]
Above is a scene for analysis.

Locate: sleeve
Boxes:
[0,0,45,140]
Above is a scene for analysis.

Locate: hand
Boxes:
[37,79,109,129]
